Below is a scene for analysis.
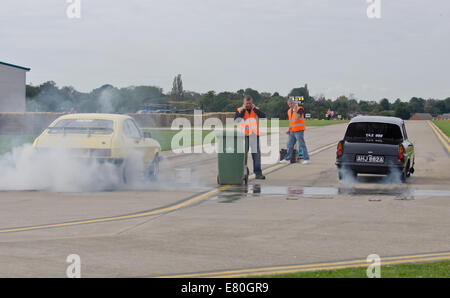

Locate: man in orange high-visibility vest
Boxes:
[235,95,266,180]
[327,108,332,120]
[281,98,310,164]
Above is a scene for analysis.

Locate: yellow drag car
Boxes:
[32,113,161,181]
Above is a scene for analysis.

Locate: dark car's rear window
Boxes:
[344,122,403,144]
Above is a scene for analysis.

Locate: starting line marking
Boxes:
[0,186,232,234]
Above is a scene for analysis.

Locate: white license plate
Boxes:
[356,155,385,163]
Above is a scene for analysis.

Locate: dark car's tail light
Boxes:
[337,141,344,157]
[398,144,405,162]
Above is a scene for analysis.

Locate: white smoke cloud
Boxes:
[338,167,358,185]
[98,88,119,113]
[338,166,406,185]
[0,144,122,192]
[0,143,207,193]
[380,167,404,184]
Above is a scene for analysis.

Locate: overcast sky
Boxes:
[1,0,449,101]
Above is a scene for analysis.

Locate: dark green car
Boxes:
[336,116,415,183]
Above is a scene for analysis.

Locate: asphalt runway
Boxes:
[0,121,449,277]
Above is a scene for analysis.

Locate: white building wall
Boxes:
[0,65,27,112]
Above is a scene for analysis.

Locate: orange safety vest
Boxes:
[288,106,306,132]
[237,107,260,136]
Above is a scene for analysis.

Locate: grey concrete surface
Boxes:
[0,121,448,277]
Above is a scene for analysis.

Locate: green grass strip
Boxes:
[434,120,450,138]
[252,260,450,278]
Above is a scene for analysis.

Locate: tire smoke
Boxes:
[0,144,122,192]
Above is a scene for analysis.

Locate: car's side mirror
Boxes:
[144,132,152,138]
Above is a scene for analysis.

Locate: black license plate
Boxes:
[355,155,385,163]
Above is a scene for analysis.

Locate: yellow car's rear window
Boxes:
[49,119,114,134]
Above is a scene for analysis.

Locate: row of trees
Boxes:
[26,81,450,120]
[27,82,175,114]
[196,85,450,120]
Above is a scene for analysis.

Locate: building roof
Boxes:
[0,61,31,71]
[350,115,404,126]
[411,113,433,120]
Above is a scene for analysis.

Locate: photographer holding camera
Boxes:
[281,97,310,164]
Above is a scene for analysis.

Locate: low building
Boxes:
[410,113,433,120]
[437,113,450,120]
[0,61,31,112]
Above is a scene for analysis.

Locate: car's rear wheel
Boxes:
[338,168,357,181]
[148,153,160,181]
[405,161,411,178]
[121,156,146,185]
[400,162,410,183]
[400,170,407,183]
[121,161,131,185]
[396,166,407,184]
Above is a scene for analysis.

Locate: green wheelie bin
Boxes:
[217,130,249,185]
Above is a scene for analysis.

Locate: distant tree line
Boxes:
[26,81,450,120]
[26,81,192,114]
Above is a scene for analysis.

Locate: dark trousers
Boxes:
[245,135,262,176]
